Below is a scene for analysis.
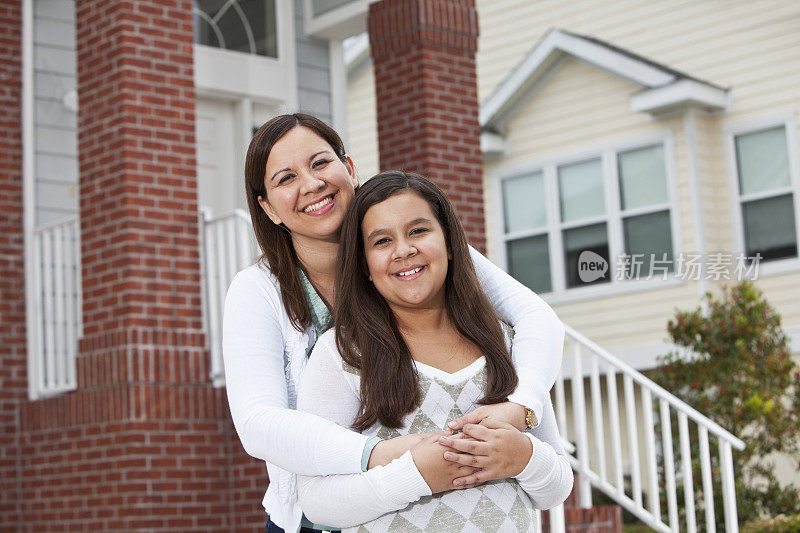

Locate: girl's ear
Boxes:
[258,195,283,226]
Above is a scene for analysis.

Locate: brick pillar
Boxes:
[368,0,486,251]
[14,1,264,530]
[0,1,25,528]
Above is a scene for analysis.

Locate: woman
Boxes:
[296,172,572,531]
[222,114,565,532]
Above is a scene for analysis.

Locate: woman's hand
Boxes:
[438,418,533,487]
[410,434,479,494]
[368,431,449,469]
[447,401,527,431]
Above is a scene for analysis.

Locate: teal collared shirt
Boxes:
[298,268,333,354]
[297,269,380,532]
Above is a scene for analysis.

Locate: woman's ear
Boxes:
[258,195,283,226]
[345,155,358,188]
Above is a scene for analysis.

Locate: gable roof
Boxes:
[480,28,730,132]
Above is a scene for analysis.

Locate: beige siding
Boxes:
[346,63,379,182]
[477,0,800,357]
[476,0,800,114]
[347,0,800,358]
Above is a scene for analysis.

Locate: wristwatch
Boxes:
[524,406,538,429]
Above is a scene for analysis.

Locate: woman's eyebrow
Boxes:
[269,167,290,182]
[269,151,331,183]
[308,150,330,162]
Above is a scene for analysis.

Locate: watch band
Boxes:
[524,406,538,429]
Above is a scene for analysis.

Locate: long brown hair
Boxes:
[244,113,348,331]
[335,171,519,431]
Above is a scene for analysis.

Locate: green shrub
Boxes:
[741,513,800,533]
[652,282,800,528]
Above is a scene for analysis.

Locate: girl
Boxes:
[223,114,566,532]
[296,172,572,531]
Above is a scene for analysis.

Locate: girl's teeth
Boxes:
[304,196,333,212]
[398,267,422,277]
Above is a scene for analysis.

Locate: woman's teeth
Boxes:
[304,196,333,212]
[397,267,423,277]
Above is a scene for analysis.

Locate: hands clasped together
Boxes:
[369,402,533,494]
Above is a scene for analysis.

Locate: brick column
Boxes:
[75,0,204,379]
[0,1,25,528]
[14,1,264,530]
[368,0,486,251]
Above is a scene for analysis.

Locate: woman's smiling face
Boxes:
[259,126,358,244]
[361,190,450,312]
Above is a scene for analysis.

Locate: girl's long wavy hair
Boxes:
[244,113,348,331]
[335,171,519,431]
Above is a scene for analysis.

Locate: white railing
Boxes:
[200,209,260,386]
[555,325,745,533]
[29,216,81,398]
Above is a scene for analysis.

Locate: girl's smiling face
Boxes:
[361,190,451,311]
[259,126,358,244]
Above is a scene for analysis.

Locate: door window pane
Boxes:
[623,210,674,276]
[507,235,551,293]
[558,158,605,223]
[194,0,278,57]
[735,126,791,196]
[618,145,668,210]
[502,172,546,234]
[563,223,610,288]
[742,194,798,261]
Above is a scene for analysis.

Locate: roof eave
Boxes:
[631,79,731,115]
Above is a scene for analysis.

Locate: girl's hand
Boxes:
[410,434,479,494]
[368,431,449,469]
[447,401,527,431]
[438,418,533,486]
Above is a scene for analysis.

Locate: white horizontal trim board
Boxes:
[631,78,730,114]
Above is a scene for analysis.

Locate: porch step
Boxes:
[543,473,623,533]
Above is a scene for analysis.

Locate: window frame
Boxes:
[492,132,682,303]
[193,0,298,108]
[724,113,800,277]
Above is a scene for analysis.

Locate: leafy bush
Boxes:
[652,282,800,527]
[741,513,800,533]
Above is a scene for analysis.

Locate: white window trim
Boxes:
[492,132,683,305]
[724,113,800,278]
[194,0,297,108]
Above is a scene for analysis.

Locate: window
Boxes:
[193,0,278,57]
[558,158,609,288]
[502,171,551,293]
[498,138,676,296]
[617,145,674,276]
[732,125,798,262]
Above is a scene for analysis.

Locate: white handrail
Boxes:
[30,217,80,398]
[558,326,744,533]
[200,208,259,386]
[565,324,745,450]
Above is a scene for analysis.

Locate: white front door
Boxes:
[196,98,245,217]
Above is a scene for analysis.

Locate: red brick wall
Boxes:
[10,1,267,530]
[368,0,486,252]
[0,1,26,528]
[75,0,203,346]
[541,474,623,533]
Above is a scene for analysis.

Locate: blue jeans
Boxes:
[266,519,322,533]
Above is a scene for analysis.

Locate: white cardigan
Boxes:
[222,247,565,532]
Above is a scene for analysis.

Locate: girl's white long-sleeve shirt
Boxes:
[295,330,574,530]
[222,247,565,532]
